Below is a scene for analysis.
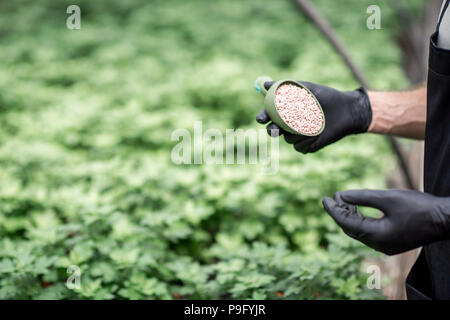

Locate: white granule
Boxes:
[275,84,324,135]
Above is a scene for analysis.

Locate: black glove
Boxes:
[256,81,372,153]
[322,189,450,255]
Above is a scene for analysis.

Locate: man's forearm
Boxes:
[367,85,427,140]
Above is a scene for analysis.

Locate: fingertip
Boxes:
[264,81,275,90]
[267,123,282,137]
[339,189,389,212]
[339,189,375,205]
[322,196,331,203]
[338,189,358,202]
[256,109,270,124]
[283,133,300,144]
[293,140,311,154]
[322,197,351,223]
[305,136,323,153]
[322,197,335,210]
[333,191,343,203]
[307,142,317,153]
[334,191,358,215]
[292,136,317,154]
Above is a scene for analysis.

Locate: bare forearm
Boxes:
[367,85,427,140]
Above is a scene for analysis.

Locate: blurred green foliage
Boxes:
[0,0,415,299]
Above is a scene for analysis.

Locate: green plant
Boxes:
[0,0,411,299]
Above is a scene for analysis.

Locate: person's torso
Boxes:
[420,0,450,300]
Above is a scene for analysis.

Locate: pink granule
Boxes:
[275,84,324,135]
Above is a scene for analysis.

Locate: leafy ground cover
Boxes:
[0,0,414,299]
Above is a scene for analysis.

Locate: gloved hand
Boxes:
[256,81,372,153]
[322,189,450,255]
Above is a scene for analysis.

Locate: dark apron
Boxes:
[406,1,450,300]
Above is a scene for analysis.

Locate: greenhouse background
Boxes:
[0,0,434,299]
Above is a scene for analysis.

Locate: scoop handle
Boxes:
[254,76,273,96]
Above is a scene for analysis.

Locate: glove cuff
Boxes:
[352,87,372,134]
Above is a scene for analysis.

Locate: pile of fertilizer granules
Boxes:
[275,84,324,135]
